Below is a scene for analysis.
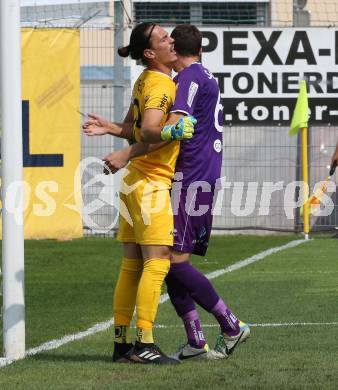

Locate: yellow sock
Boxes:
[136,258,170,343]
[136,328,154,344]
[114,325,132,344]
[113,257,143,337]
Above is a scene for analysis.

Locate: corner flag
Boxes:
[289,80,308,136]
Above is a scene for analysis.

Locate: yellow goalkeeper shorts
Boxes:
[116,169,174,246]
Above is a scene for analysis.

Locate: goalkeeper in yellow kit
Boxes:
[83,23,195,364]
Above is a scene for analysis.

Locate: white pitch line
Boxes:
[154,322,338,329]
[0,238,307,369]
[0,320,114,368]
[160,238,307,304]
[248,322,338,327]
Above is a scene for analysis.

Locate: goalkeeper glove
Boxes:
[160,115,197,141]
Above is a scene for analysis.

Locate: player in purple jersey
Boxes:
[101,25,250,361]
[164,25,250,361]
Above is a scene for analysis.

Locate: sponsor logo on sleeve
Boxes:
[158,93,169,109]
[187,82,199,107]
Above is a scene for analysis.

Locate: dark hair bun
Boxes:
[117,23,155,64]
[118,45,130,58]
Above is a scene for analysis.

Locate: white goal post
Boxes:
[0,0,25,359]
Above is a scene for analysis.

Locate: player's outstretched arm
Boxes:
[140,111,196,143]
[103,141,169,174]
[82,104,134,140]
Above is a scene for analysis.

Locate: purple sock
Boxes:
[181,310,206,348]
[166,269,196,317]
[166,267,206,348]
[211,299,240,336]
[166,262,220,312]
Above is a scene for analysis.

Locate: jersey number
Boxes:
[214,91,223,133]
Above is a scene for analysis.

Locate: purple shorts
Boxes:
[172,188,214,256]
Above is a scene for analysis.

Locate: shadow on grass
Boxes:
[30,353,112,364]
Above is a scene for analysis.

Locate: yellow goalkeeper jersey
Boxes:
[128,70,179,186]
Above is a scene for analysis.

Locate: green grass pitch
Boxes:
[0,235,337,389]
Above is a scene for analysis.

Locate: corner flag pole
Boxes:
[0,0,25,358]
[289,80,309,240]
[301,127,310,239]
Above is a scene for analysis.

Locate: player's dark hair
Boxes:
[118,23,156,65]
[171,24,202,57]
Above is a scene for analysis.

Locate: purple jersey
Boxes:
[170,62,223,188]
